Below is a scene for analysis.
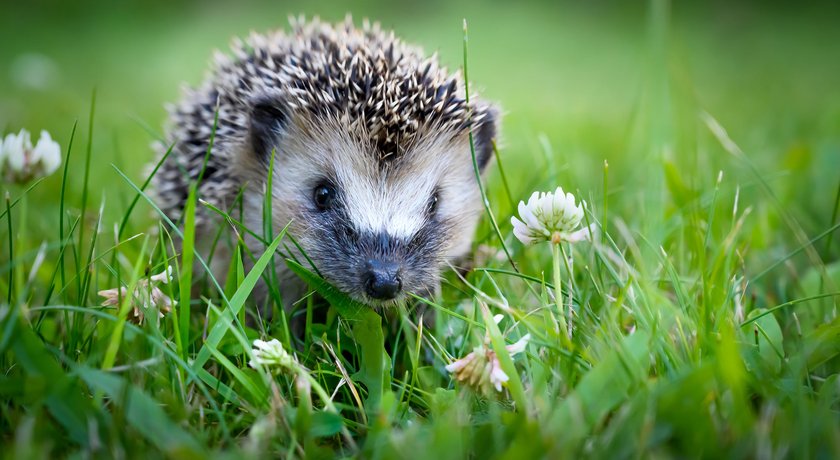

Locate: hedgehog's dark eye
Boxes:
[313,184,336,211]
[427,190,439,216]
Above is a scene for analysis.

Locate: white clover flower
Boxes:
[511,186,595,245]
[34,131,61,173]
[149,265,174,284]
[2,130,28,173]
[445,333,530,394]
[98,265,175,324]
[1,129,62,183]
[505,333,531,355]
[249,338,294,370]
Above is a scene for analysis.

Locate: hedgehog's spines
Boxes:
[153,16,494,224]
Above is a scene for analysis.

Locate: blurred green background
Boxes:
[1,0,838,250]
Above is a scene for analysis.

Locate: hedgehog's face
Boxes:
[246,100,497,306]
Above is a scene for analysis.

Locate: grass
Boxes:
[2,1,840,458]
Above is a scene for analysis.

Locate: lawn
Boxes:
[2,1,840,458]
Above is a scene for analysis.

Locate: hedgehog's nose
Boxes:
[363,260,402,300]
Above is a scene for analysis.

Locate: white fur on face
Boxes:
[337,155,433,239]
[268,118,483,252]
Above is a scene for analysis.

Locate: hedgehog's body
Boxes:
[153,17,498,308]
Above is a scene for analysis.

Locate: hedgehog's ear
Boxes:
[472,104,499,173]
[249,96,290,163]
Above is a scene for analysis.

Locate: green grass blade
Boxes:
[57,120,78,301]
[75,89,97,301]
[753,221,840,281]
[548,331,650,446]
[0,178,45,221]
[5,195,12,305]
[286,259,391,414]
[740,292,840,326]
[78,199,104,305]
[111,164,229,303]
[72,365,204,455]
[30,305,232,439]
[117,142,174,238]
[179,185,197,357]
[480,301,527,412]
[10,319,98,446]
[191,226,288,375]
[462,19,518,273]
[101,235,149,370]
[206,341,268,406]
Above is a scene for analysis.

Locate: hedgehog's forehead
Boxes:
[303,105,471,164]
[295,110,468,165]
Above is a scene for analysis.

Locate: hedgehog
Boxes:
[152,16,498,309]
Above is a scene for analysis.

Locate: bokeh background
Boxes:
[1,0,839,257]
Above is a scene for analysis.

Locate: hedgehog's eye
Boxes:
[313,183,336,211]
[426,190,439,216]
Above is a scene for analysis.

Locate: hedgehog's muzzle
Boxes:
[362,259,402,300]
[311,212,444,305]
[355,231,405,301]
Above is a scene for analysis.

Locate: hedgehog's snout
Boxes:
[362,259,402,300]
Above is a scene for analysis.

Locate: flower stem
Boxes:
[560,243,575,340]
[552,242,571,346]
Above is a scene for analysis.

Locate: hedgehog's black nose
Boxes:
[363,260,402,300]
